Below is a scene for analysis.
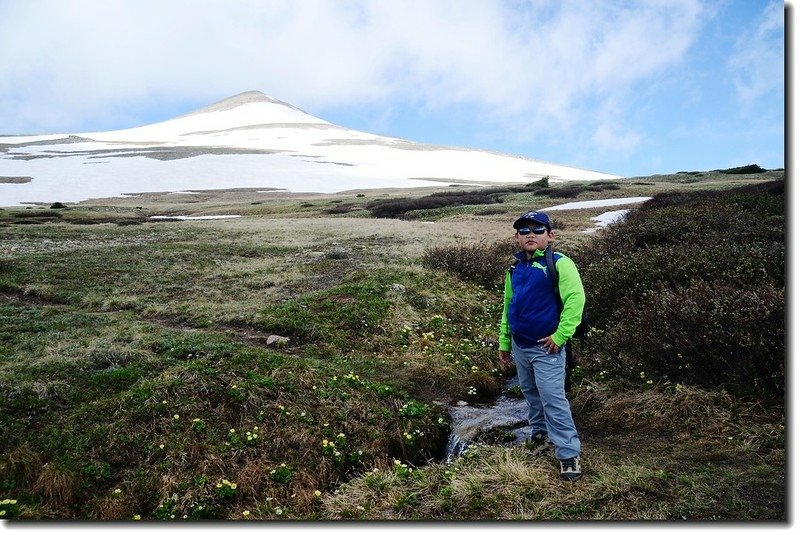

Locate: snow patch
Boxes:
[149,215,242,221]
[542,197,651,211]
[583,209,631,233]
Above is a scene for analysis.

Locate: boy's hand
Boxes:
[499,350,512,368]
[538,336,561,353]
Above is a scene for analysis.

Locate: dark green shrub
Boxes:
[582,181,784,256]
[596,280,783,399]
[718,164,767,174]
[11,210,63,219]
[540,181,621,198]
[364,180,552,219]
[421,240,515,289]
[530,176,549,188]
[541,185,583,198]
[576,183,785,307]
[573,179,785,401]
[581,240,784,328]
[323,203,357,214]
[365,192,500,219]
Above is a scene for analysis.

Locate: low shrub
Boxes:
[574,179,785,401]
[421,240,515,289]
[366,192,500,219]
[592,280,784,399]
[365,180,551,219]
[323,203,358,215]
[717,164,767,174]
[583,181,784,255]
[581,240,784,325]
[539,181,621,199]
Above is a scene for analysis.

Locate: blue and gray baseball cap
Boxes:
[513,210,551,231]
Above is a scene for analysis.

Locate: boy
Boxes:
[498,210,585,481]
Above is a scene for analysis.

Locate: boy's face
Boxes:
[515,224,554,254]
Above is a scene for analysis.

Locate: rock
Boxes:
[266,335,290,347]
[326,247,350,259]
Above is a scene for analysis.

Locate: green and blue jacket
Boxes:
[499,248,586,351]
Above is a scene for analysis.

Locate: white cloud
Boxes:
[0,0,707,144]
[728,0,784,107]
[591,120,642,155]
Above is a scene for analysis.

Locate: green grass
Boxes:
[0,296,454,518]
[0,167,785,520]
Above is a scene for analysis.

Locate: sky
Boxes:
[0,0,787,178]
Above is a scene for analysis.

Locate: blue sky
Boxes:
[0,0,786,178]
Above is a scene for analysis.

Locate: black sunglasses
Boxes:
[518,226,548,235]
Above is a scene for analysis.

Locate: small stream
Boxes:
[444,378,532,463]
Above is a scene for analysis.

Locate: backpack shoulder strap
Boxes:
[544,245,560,298]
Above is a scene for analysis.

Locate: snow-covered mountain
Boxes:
[0,91,621,206]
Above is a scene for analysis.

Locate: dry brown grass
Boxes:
[87,493,134,520]
[0,446,41,487]
[235,459,279,499]
[573,381,734,432]
[571,380,779,440]
[33,463,77,510]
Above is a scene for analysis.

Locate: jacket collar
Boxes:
[514,248,546,262]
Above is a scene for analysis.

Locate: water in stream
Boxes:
[445,378,533,462]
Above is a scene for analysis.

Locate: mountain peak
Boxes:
[187,91,306,116]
